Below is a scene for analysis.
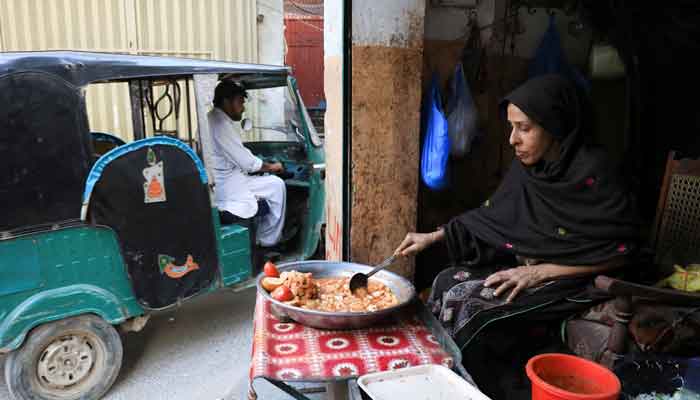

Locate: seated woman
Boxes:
[396,75,641,396]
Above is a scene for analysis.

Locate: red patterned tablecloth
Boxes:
[249,293,454,382]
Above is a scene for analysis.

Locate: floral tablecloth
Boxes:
[249,293,454,382]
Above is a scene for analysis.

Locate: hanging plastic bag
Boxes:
[421,75,450,191]
[530,14,590,92]
[461,21,487,92]
[446,63,480,158]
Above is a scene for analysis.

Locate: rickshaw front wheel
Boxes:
[4,314,123,400]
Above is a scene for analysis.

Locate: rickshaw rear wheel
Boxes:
[4,314,123,400]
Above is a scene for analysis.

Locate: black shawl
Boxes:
[445,75,641,266]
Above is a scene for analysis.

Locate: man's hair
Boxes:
[213,80,248,108]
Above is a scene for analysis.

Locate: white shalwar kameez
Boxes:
[207,108,286,246]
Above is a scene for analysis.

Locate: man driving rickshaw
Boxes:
[207,80,287,247]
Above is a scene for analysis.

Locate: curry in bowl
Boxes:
[261,263,399,313]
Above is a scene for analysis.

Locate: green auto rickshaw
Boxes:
[0,51,325,400]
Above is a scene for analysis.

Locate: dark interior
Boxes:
[415,2,700,292]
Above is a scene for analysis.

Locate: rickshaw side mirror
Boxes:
[241,118,253,132]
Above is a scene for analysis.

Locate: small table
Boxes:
[248,293,473,399]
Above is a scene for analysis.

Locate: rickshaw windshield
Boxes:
[240,84,303,143]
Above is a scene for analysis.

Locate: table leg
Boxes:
[265,378,314,400]
[247,383,258,400]
[326,380,349,400]
[348,379,363,400]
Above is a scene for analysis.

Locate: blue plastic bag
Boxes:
[421,75,450,190]
[446,63,480,158]
[530,15,590,92]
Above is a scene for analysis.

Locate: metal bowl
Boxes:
[256,260,416,330]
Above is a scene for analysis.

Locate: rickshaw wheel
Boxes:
[4,315,123,400]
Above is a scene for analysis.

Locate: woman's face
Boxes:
[507,103,557,166]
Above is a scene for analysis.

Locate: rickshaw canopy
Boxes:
[0,51,289,87]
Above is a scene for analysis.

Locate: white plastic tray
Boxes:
[357,364,492,400]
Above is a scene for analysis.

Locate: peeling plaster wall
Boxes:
[350,0,426,278]
[351,45,423,276]
[352,1,425,48]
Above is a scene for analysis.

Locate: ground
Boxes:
[0,287,325,400]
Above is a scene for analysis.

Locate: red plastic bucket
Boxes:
[526,353,621,400]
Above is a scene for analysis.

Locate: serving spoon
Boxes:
[349,255,397,295]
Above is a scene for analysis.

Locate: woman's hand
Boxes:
[395,231,442,257]
[484,265,546,303]
[484,257,627,303]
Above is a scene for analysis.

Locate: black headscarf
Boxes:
[445,75,641,266]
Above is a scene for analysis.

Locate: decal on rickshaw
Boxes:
[143,147,166,203]
[158,254,200,278]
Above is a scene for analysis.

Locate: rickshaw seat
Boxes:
[218,199,270,275]
[218,199,270,225]
[85,137,220,309]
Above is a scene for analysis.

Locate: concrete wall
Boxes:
[256,0,287,138]
[350,0,426,278]
[323,0,344,261]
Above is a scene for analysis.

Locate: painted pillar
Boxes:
[351,0,426,277]
[324,0,345,261]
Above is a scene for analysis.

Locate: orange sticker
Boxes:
[158,254,200,279]
[143,147,166,203]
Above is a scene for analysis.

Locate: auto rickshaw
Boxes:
[0,51,325,400]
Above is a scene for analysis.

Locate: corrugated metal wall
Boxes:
[0,0,258,142]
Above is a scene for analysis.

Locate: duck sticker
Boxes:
[143,147,166,203]
[158,254,200,279]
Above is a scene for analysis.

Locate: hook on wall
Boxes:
[467,8,478,25]
[509,0,536,15]
[563,0,580,16]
